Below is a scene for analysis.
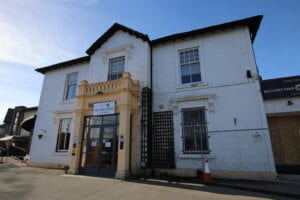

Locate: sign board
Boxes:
[261,76,300,99]
[93,101,115,115]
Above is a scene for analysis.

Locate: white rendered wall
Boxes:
[152,27,276,174]
[264,97,300,115]
[29,63,89,164]
[89,30,151,88]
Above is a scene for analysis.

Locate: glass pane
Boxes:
[100,127,115,168]
[103,115,116,125]
[184,51,189,63]
[89,116,102,125]
[181,65,190,76]
[87,127,99,166]
[179,52,184,64]
[58,132,65,150]
[190,50,195,62]
[194,49,199,61]
[183,109,201,125]
[90,128,100,139]
[183,126,195,152]
[191,63,201,82]
[191,63,200,74]
[110,74,118,81]
[86,152,98,168]
[116,114,119,124]
[65,133,70,149]
[181,76,191,84]
[68,73,78,84]
[61,119,71,132]
[109,56,125,80]
[192,74,201,82]
[66,84,76,100]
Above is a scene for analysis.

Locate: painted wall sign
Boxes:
[261,76,300,99]
[93,101,115,115]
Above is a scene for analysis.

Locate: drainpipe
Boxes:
[150,43,153,90]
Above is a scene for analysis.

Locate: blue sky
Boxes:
[0,0,299,123]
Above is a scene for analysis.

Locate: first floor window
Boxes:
[182,107,209,153]
[56,118,71,151]
[64,72,78,101]
[108,56,125,81]
[179,48,201,84]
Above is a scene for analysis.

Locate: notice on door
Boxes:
[93,101,115,115]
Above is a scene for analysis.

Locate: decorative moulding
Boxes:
[53,110,74,123]
[101,43,133,64]
[170,94,216,103]
[169,94,216,112]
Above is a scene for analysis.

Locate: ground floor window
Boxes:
[56,118,71,152]
[182,107,209,154]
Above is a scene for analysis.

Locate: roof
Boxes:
[35,16,262,74]
[151,15,263,46]
[36,56,90,74]
[86,23,150,55]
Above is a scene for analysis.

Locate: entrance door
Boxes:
[79,115,119,177]
[98,126,118,176]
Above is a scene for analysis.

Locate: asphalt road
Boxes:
[0,165,294,200]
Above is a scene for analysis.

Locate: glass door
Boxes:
[98,126,118,176]
[79,114,119,177]
[81,127,101,176]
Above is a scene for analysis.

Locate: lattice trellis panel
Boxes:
[153,111,175,169]
[140,87,152,168]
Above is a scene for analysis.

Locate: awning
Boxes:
[21,115,36,132]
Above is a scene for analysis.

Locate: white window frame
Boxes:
[181,107,209,154]
[64,72,78,101]
[108,56,125,81]
[178,47,202,85]
[56,118,72,152]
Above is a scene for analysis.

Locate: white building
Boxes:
[29,15,277,180]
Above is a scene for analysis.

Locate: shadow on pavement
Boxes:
[126,178,298,199]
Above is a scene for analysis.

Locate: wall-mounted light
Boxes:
[246,70,252,78]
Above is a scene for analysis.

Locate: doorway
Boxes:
[79,114,119,177]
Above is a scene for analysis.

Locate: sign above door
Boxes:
[93,101,115,115]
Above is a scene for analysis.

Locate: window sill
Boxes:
[176,82,208,90]
[60,100,76,105]
[179,154,215,159]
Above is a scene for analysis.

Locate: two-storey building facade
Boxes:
[29,15,277,179]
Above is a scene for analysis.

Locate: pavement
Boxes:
[134,174,300,199]
[0,157,299,199]
[212,176,300,199]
